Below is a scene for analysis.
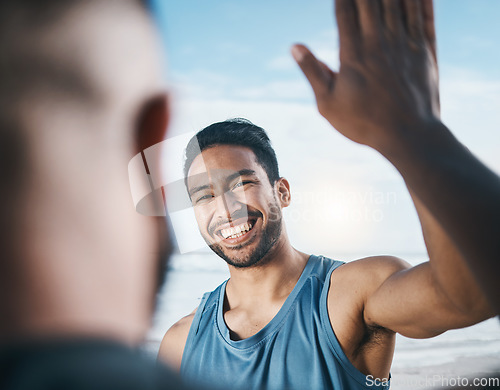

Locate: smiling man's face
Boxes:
[187,144,288,268]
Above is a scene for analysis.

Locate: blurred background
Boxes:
[146,1,500,388]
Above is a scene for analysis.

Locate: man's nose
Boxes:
[214,189,246,221]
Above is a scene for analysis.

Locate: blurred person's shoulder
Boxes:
[0,337,195,390]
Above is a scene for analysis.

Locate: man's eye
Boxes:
[195,194,214,204]
[232,181,251,190]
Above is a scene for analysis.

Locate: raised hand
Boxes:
[293,0,500,315]
[292,0,440,152]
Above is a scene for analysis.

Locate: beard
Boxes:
[205,201,283,268]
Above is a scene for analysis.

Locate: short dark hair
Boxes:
[184,118,280,186]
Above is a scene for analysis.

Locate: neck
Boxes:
[226,232,310,304]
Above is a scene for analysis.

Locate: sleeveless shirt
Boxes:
[180,255,390,390]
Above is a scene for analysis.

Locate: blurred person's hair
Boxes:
[183,118,280,188]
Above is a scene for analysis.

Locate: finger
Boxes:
[382,0,405,38]
[422,0,437,62]
[422,0,440,112]
[291,44,337,98]
[403,0,424,42]
[355,0,384,39]
[335,0,361,56]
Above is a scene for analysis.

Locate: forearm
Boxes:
[407,186,493,318]
[380,121,500,313]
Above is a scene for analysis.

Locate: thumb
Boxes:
[291,44,336,99]
[422,0,438,65]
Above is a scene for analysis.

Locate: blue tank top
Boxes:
[180,255,390,390]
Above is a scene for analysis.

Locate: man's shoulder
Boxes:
[331,255,410,289]
[327,255,411,321]
[166,311,197,340]
[158,309,197,371]
[159,281,225,353]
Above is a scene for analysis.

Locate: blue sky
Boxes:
[150,0,500,259]
[152,0,500,96]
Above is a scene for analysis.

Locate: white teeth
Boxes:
[220,222,253,239]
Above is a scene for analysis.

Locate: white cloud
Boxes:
[268,54,297,71]
[306,28,340,70]
[169,69,234,100]
[267,29,340,72]
[440,65,500,173]
[234,79,313,101]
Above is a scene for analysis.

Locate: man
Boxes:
[158,1,498,389]
[0,0,194,389]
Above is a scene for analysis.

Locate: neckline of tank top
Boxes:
[215,254,321,349]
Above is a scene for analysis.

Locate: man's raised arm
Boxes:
[292,0,500,314]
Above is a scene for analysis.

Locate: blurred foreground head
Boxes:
[0,0,170,344]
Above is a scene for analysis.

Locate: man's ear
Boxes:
[276,177,291,207]
[135,93,170,154]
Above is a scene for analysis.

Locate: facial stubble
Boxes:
[206,200,283,268]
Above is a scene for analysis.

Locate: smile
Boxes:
[220,222,253,239]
